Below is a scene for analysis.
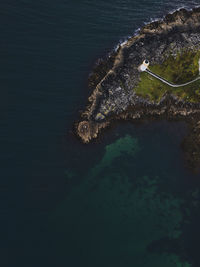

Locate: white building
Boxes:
[138,60,150,72]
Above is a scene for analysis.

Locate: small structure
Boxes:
[138,58,200,88]
[138,60,150,72]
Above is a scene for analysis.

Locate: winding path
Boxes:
[145,69,200,88]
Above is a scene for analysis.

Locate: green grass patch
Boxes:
[135,50,200,103]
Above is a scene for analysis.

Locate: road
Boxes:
[145,69,200,88]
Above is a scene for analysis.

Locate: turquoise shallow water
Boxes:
[1,0,200,266]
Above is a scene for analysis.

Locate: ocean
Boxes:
[1,0,200,266]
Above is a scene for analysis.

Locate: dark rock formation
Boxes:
[75,7,200,171]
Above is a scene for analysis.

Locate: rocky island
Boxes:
[76,7,200,171]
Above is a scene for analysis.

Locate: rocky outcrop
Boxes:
[75,7,200,170]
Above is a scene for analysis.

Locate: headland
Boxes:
[75,7,200,171]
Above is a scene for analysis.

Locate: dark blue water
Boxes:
[1,0,200,266]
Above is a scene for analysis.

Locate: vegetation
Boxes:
[135,50,200,103]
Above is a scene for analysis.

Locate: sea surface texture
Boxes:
[1,0,200,266]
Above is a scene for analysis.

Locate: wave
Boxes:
[113,4,200,53]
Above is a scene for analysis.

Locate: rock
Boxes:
[75,7,200,170]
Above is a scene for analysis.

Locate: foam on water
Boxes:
[114,4,200,53]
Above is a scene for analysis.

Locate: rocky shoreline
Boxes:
[75,7,200,171]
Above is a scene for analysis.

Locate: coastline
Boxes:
[75,7,200,170]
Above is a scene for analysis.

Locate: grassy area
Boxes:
[135,50,200,103]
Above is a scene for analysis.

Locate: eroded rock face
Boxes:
[76,7,200,170]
